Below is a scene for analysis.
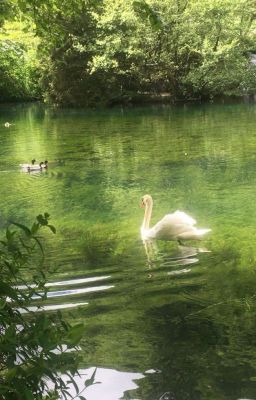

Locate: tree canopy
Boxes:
[0,0,256,106]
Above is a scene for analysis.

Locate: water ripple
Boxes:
[20,302,88,313]
[32,284,114,299]
[16,275,111,290]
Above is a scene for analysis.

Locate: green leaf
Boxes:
[66,323,84,346]
[67,372,79,394]
[6,228,16,240]
[24,388,34,400]
[31,222,40,235]
[10,221,31,236]
[32,236,44,255]
[0,281,18,298]
[0,298,6,309]
[48,224,56,234]
[85,368,98,387]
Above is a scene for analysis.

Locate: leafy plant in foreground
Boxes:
[0,213,92,400]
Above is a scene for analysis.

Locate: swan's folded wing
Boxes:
[171,211,197,226]
[150,216,191,240]
[146,211,197,240]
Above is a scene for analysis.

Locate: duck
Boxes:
[20,160,48,172]
[20,159,37,169]
[140,194,211,243]
[41,160,48,169]
[27,162,45,172]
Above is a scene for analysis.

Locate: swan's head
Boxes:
[140,194,153,208]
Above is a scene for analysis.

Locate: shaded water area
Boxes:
[1,102,256,399]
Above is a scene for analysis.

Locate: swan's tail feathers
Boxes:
[178,228,211,240]
[196,228,211,237]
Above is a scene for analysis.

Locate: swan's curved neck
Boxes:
[142,198,153,230]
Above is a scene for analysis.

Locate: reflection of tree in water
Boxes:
[130,243,256,400]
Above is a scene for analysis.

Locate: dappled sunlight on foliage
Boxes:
[0,0,256,105]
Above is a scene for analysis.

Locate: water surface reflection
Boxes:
[58,367,144,400]
[143,239,210,270]
[2,103,256,399]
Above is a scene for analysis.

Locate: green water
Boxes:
[1,102,256,399]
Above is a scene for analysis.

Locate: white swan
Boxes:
[140,194,211,242]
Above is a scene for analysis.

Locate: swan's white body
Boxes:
[140,194,211,242]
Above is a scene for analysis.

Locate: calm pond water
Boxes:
[1,102,256,400]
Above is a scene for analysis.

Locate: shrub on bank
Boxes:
[0,213,89,399]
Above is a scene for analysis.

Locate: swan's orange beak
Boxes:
[140,199,145,208]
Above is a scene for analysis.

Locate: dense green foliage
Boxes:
[0,0,13,27]
[0,39,39,101]
[0,17,41,102]
[0,0,256,105]
[0,214,90,399]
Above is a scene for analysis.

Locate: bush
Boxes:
[0,213,90,400]
[0,40,40,102]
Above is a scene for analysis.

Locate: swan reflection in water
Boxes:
[142,238,210,271]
